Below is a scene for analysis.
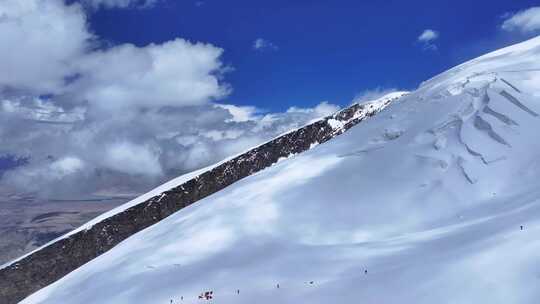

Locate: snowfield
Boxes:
[21,36,540,304]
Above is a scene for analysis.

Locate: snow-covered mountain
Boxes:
[0,86,405,303]
[9,36,540,303]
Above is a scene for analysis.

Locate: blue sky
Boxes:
[87,0,539,111]
[1,0,540,200]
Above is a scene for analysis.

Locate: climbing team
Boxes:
[167,271,374,303]
[198,291,213,300]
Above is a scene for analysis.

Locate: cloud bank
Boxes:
[0,0,339,201]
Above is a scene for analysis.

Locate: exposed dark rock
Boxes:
[0,98,398,304]
[33,230,73,246]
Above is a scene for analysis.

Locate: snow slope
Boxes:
[2,90,405,273]
[21,36,540,304]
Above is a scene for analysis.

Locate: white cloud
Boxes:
[0,0,91,93]
[71,40,229,111]
[0,0,229,111]
[0,0,343,200]
[103,142,163,176]
[0,96,341,199]
[418,29,439,42]
[501,7,540,33]
[253,38,278,51]
[417,29,439,51]
[1,155,88,198]
[0,98,85,123]
[202,129,245,141]
[215,104,258,122]
[50,157,85,178]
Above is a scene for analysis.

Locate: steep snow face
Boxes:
[22,37,540,304]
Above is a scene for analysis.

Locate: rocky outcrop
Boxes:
[0,97,400,304]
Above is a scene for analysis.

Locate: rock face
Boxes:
[0,96,401,304]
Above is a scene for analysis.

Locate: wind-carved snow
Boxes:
[21,37,540,304]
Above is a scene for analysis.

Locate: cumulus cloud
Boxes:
[0,0,91,93]
[501,6,540,33]
[0,1,227,110]
[70,40,229,111]
[0,0,341,201]
[417,29,439,51]
[253,38,278,51]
